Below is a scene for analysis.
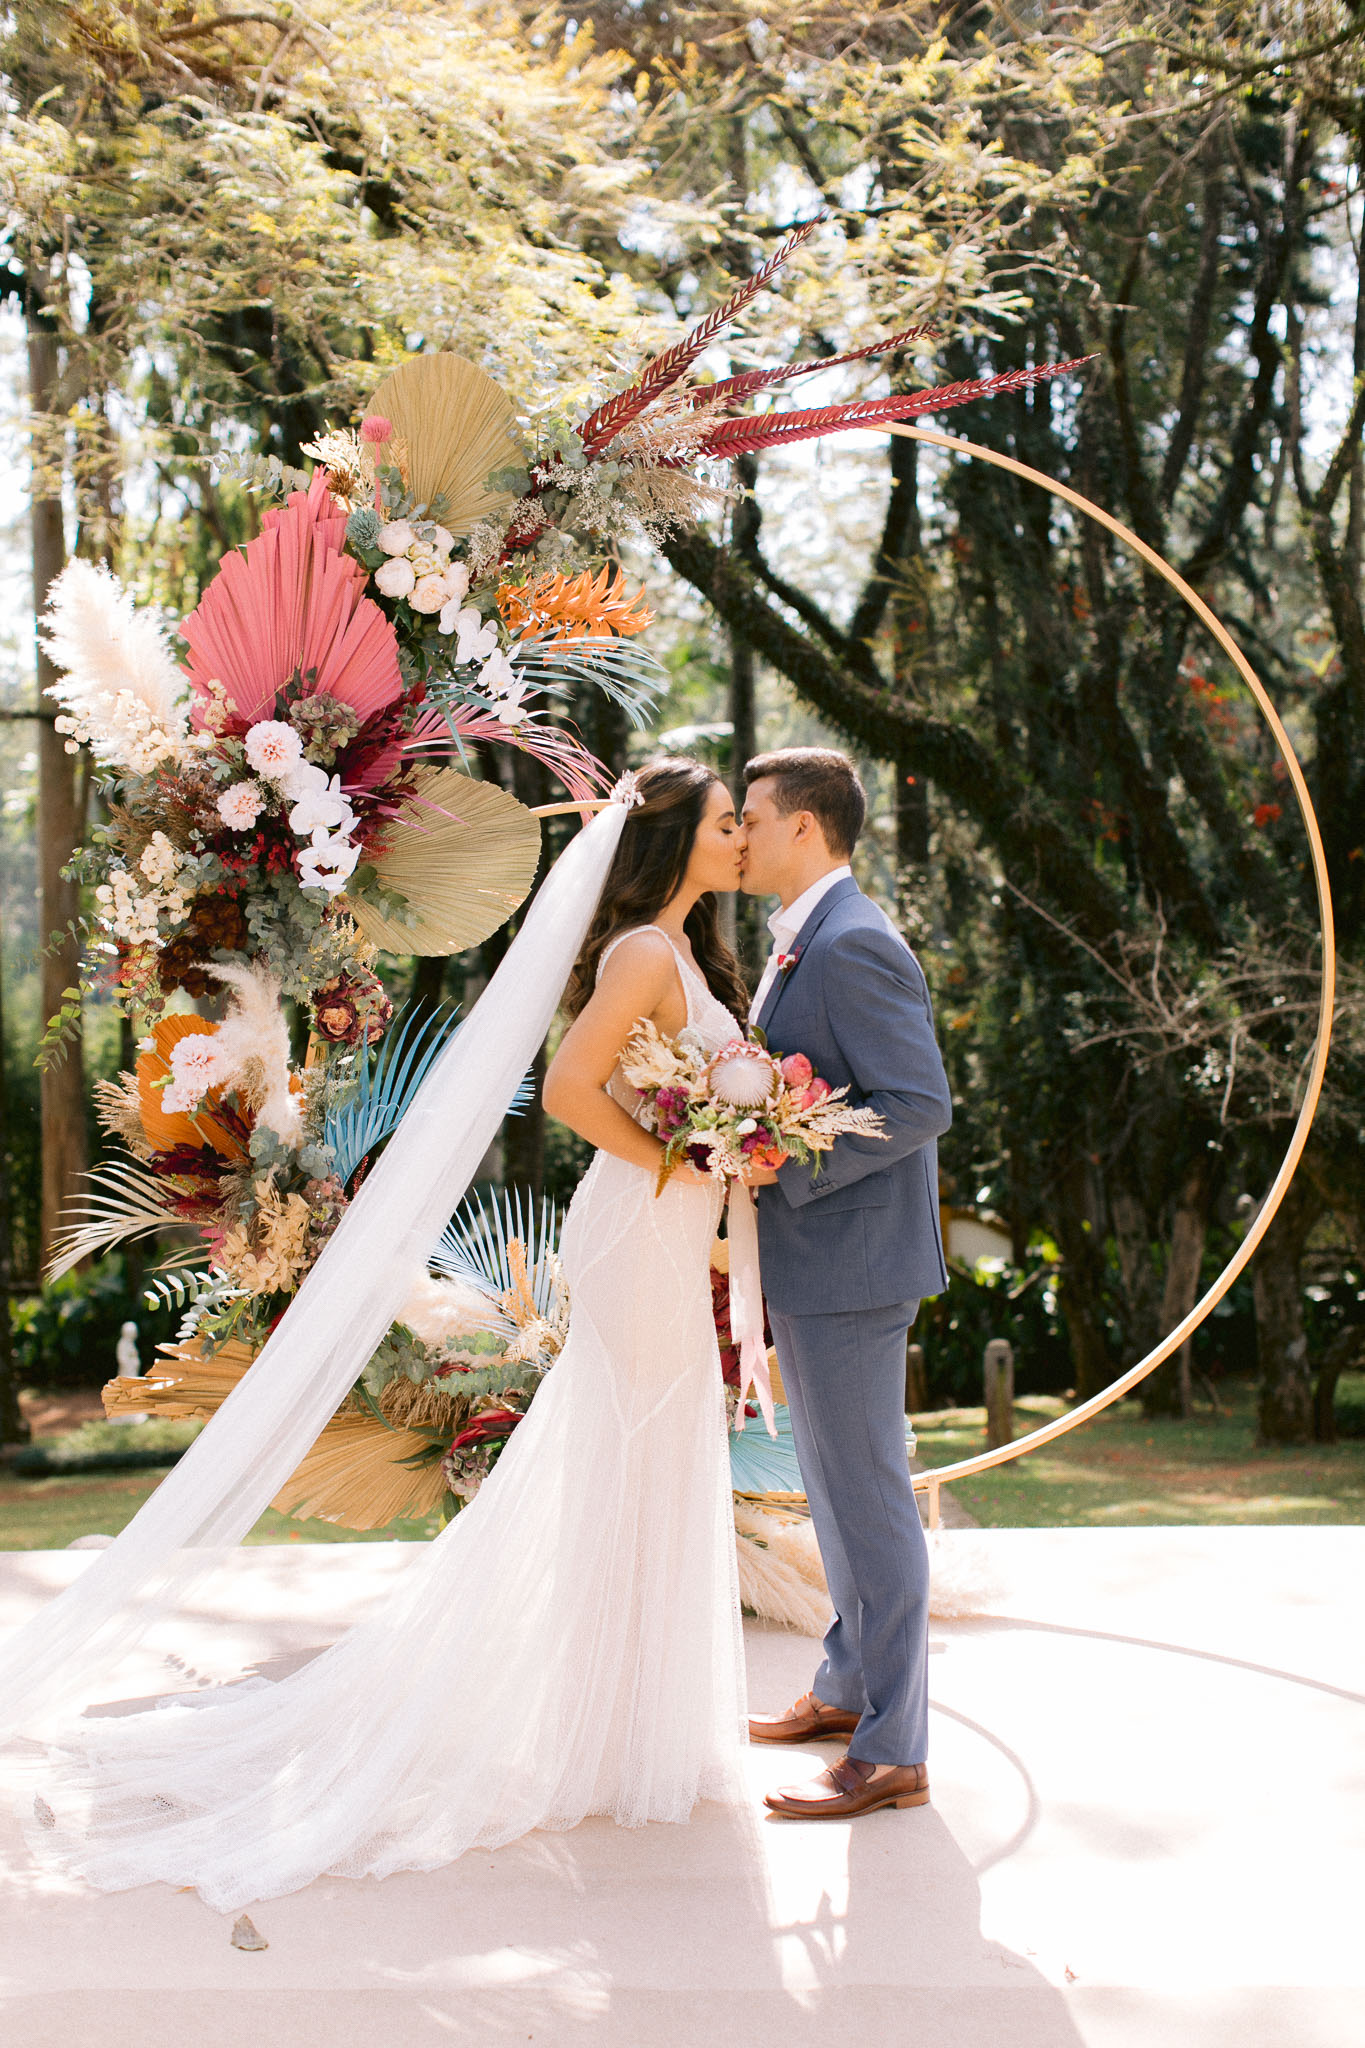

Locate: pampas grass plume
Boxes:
[40,560,186,730]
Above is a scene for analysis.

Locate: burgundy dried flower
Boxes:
[311,971,394,1047]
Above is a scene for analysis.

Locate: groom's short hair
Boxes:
[744,747,867,856]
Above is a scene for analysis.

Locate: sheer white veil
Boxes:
[0,796,635,1745]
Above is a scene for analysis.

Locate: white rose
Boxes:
[425,525,455,558]
[407,542,443,579]
[378,520,418,556]
[375,556,416,599]
[409,574,450,615]
[440,561,470,606]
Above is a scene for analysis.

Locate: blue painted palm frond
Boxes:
[325,1007,535,1188]
[324,1005,460,1187]
[431,1185,562,1318]
[728,1402,806,1493]
[507,636,666,729]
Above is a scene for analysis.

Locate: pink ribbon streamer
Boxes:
[727,1182,776,1437]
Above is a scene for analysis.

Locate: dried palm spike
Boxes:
[93,1072,153,1159]
[501,1239,539,1328]
[363,355,525,537]
[374,1377,464,1433]
[497,565,655,644]
[345,768,541,958]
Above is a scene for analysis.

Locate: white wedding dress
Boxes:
[24,928,746,1911]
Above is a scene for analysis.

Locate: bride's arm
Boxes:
[544,932,695,1174]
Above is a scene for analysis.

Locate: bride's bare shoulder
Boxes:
[595,925,677,986]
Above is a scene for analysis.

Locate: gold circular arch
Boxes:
[879,422,1337,1526]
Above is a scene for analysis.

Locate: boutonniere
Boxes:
[777,944,804,978]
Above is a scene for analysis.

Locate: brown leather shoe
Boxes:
[764,1753,930,1818]
[747,1692,862,1745]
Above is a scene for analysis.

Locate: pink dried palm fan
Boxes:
[181,471,402,728]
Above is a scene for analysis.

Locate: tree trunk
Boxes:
[1142,1155,1213,1418]
[0,898,31,1444]
[727,451,765,985]
[1252,1179,1322,1445]
[27,309,87,1267]
[1053,1151,1112,1401]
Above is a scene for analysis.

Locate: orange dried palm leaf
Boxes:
[498,566,655,645]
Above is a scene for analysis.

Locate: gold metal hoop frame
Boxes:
[881,423,1336,1526]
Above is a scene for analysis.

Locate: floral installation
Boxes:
[619,1022,887,1193]
[42,224,1085,1527]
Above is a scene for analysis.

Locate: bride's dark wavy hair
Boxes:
[564,757,749,1022]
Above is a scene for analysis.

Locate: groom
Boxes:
[738,747,952,1818]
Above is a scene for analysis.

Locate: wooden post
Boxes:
[984,1337,1014,1449]
[905,1340,927,1416]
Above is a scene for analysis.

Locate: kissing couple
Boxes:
[7,746,953,1910]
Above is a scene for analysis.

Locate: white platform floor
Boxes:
[1,1526,1361,2047]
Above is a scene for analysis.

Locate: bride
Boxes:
[8,757,758,1911]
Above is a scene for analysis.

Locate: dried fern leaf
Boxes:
[346,768,541,957]
[364,356,525,536]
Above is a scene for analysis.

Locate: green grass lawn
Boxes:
[914,1378,1365,1527]
[5,1377,1363,1548]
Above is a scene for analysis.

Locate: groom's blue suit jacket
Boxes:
[755,876,952,1316]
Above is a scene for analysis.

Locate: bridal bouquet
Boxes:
[620,1024,888,1193]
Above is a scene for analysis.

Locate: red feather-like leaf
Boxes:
[688,358,1098,460]
[577,217,825,456]
[404,703,611,804]
[686,319,942,410]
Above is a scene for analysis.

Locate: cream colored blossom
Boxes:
[218,1181,313,1297]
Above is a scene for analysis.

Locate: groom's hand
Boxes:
[739,1163,783,1186]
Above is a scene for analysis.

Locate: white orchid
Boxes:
[439,560,470,608]
[297,827,360,895]
[479,649,531,725]
[287,770,356,838]
[447,606,500,666]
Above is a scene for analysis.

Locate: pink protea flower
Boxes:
[705,1042,781,1108]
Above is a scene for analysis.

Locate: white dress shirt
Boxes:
[748,865,853,1024]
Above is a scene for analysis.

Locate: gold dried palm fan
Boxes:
[346,768,542,957]
[103,1337,257,1419]
[104,1337,447,1529]
[270,1408,450,1529]
[364,354,525,536]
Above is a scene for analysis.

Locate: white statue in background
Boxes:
[113,1321,146,1425]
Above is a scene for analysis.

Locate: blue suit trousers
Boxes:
[768,1299,929,1767]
